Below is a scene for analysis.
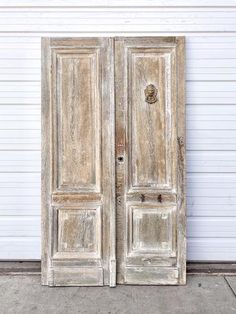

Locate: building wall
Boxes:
[0,0,236,260]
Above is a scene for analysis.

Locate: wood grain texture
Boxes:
[57,51,100,191]
[129,50,171,189]
[176,37,186,284]
[41,37,115,286]
[115,37,185,285]
[128,205,176,255]
[42,36,185,286]
[41,37,51,285]
[57,207,101,255]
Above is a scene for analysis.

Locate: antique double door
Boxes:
[41,37,185,286]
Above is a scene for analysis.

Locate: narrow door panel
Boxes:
[56,52,101,192]
[115,37,185,285]
[129,51,172,190]
[42,38,115,286]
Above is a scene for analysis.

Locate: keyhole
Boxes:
[117,156,124,163]
[158,194,162,203]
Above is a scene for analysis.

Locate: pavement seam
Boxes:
[224,276,236,298]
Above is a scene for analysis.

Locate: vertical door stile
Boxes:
[176,37,186,284]
[106,37,116,287]
[114,37,127,283]
[41,37,51,285]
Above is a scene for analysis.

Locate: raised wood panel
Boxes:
[128,205,176,257]
[53,50,101,192]
[128,49,173,190]
[57,206,101,258]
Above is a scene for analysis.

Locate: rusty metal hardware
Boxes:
[144,84,158,104]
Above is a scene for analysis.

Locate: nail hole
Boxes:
[157,194,162,203]
[117,156,124,162]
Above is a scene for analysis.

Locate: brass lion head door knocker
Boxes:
[144,84,158,104]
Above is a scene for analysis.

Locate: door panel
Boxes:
[56,51,101,192]
[56,206,101,258]
[115,37,185,285]
[128,205,176,256]
[41,37,115,286]
[128,50,173,190]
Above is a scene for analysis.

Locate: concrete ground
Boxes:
[0,275,235,314]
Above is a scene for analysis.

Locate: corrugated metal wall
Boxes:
[0,0,236,260]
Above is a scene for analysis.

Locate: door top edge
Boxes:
[41,36,185,42]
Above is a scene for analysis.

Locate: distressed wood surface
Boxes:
[41,37,115,286]
[42,36,185,286]
[176,37,186,284]
[129,49,171,189]
[41,37,51,285]
[57,51,100,191]
[57,207,100,255]
[115,37,186,285]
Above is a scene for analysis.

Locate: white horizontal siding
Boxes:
[187,217,236,238]
[0,2,236,261]
[0,237,40,260]
[2,0,236,7]
[0,217,40,237]
[1,10,236,32]
[188,238,236,261]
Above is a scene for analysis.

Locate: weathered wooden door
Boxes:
[115,37,186,285]
[115,37,185,284]
[42,37,185,286]
[41,38,116,286]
